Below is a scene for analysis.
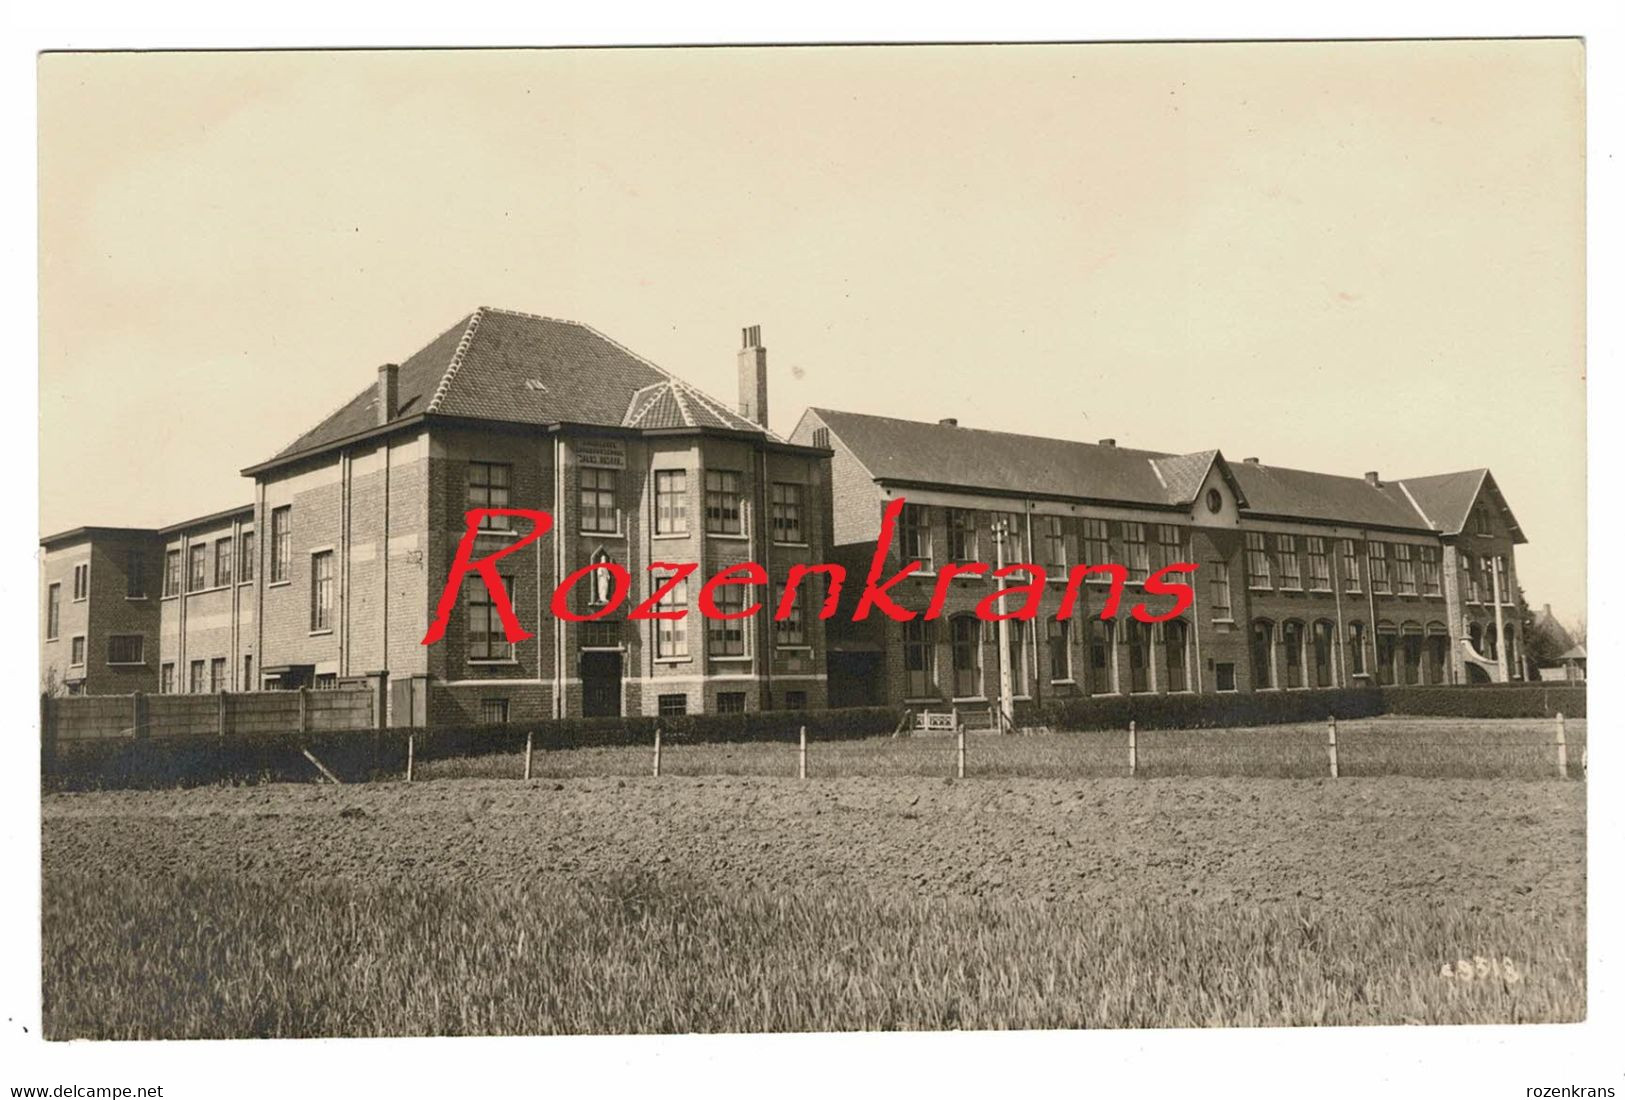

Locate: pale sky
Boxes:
[38,42,1585,624]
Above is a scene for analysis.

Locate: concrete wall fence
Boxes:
[43,682,380,745]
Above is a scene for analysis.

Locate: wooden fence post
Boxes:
[1555,712,1568,780]
[1326,715,1339,779]
[405,731,415,783]
[523,726,535,781]
[653,724,662,778]
[798,724,808,780]
[1128,720,1137,778]
[954,708,965,780]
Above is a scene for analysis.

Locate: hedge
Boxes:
[1379,684,1585,719]
[1018,684,1585,732]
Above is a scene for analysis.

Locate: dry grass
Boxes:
[43,869,1582,1038]
[417,717,1588,782]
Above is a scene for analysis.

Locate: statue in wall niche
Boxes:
[590,547,615,607]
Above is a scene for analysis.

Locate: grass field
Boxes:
[41,723,1587,1038]
[415,717,1588,782]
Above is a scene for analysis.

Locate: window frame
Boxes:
[466,573,517,662]
[309,550,334,633]
[467,461,514,531]
[706,581,748,659]
[654,470,689,536]
[903,618,937,699]
[770,482,806,545]
[1041,515,1067,573]
[946,508,978,564]
[1210,561,1233,620]
[652,569,690,660]
[214,537,234,588]
[46,583,61,641]
[578,466,619,535]
[1046,616,1073,683]
[72,562,89,602]
[270,506,292,583]
[1245,532,1272,590]
[704,469,744,536]
[126,545,146,599]
[1368,542,1391,594]
[900,503,934,571]
[107,634,146,667]
[1276,534,1302,591]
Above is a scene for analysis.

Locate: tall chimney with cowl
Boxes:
[738,325,768,428]
[378,363,400,426]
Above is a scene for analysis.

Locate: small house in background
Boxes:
[1538,644,1587,683]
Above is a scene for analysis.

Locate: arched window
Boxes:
[1251,620,1275,690]
[1164,619,1190,692]
[1347,620,1368,677]
[1089,618,1116,695]
[1400,622,1423,685]
[1282,620,1305,689]
[903,618,937,699]
[1127,618,1153,693]
[1375,621,1398,686]
[951,615,982,698]
[1004,619,1028,696]
[1046,617,1071,684]
[1469,621,1483,654]
[1426,623,1449,684]
[1483,625,1499,661]
[1311,620,1335,687]
[1504,623,1519,678]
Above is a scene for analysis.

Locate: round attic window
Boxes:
[1206,488,1223,514]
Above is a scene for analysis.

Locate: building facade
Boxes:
[791,408,1527,712]
[42,309,833,724]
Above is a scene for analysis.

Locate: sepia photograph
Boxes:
[10,19,1613,1099]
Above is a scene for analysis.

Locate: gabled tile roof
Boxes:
[811,409,1179,506]
[263,307,771,467]
[813,408,1513,535]
[1396,468,1524,542]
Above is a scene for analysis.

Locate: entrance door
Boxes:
[580,652,623,718]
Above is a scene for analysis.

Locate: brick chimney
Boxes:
[939,417,959,427]
[737,326,768,427]
[377,363,399,425]
[1099,438,1117,448]
[1364,470,1381,486]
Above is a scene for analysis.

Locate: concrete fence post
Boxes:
[405,732,415,783]
[298,687,310,735]
[1326,716,1339,779]
[41,694,55,775]
[653,724,663,778]
[218,691,229,738]
[798,724,808,780]
[132,691,149,740]
[954,707,965,780]
[523,726,535,781]
[1128,720,1138,778]
[1555,712,1568,780]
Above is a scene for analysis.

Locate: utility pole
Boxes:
[990,517,1015,735]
